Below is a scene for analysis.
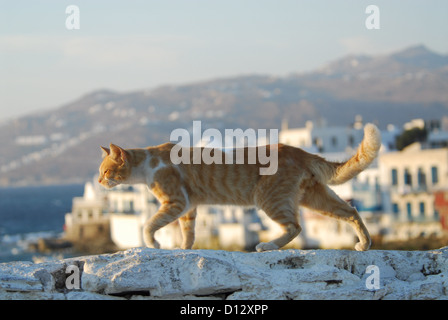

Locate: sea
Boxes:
[0,183,84,263]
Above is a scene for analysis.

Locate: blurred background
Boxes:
[1,0,447,262]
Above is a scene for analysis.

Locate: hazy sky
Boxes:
[1,0,447,120]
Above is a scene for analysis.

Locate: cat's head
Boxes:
[98,144,131,188]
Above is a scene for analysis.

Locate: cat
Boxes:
[98,123,381,252]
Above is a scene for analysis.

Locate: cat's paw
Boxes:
[256,242,279,252]
[144,239,160,249]
[355,242,370,251]
[152,240,161,249]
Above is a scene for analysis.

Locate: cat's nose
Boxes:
[98,177,102,183]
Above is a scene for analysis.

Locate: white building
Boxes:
[378,142,446,241]
[65,181,166,250]
[64,181,109,243]
[428,130,448,148]
[279,117,365,154]
[197,206,262,250]
[379,143,447,221]
[106,184,166,249]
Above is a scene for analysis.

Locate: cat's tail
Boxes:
[314,123,381,185]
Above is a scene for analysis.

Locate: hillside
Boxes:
[1,45,448,186]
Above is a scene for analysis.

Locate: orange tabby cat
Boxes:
[98,123,381,252]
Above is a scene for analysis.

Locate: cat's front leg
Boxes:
[143,201,187,249]
[142,228,160,249]
[179,208,197,249]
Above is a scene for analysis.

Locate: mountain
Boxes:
[391,45,448,69]
[1,45,447,186]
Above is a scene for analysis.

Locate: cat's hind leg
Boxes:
[302,183,371,251]
[254,178,304,252]
[255,202,302,252]
[179,207,197,249]
[256,221,301,252]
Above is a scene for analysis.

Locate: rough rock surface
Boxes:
[1,247,447,300]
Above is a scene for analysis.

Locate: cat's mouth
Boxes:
[103,179,120,189]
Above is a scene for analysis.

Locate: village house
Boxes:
[379,142,447,241]
[64,181,112,252]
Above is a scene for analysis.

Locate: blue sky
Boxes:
[1,0,447,119]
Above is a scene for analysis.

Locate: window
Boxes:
[124,200,134,213]
[313,137,323,153]
[348,135,355,147]
[417,168,426,188]
[392,203,399,213]
[391,169,398,186]
[406,203,412,221]
[375,177,380,191]
[331,136,338,147]
[431,166,439,185]
[392,203,399,218]
[404,169,412,186]
[419,202,425,219]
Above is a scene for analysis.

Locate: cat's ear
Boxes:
[109,144,128,164]
[100,146,110,159]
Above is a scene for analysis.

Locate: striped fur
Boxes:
[98,123,381,251]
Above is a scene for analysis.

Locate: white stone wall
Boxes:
[1,247,447,300]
